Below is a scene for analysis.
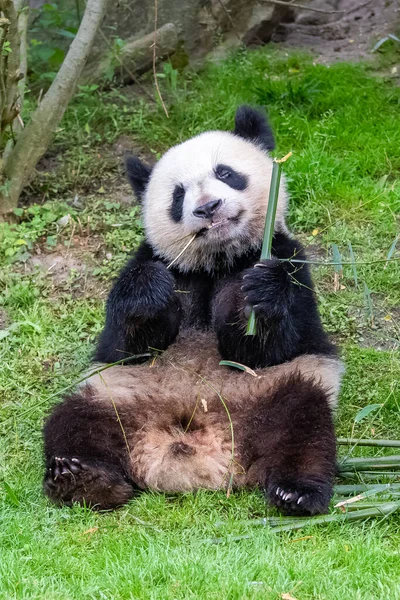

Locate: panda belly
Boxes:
[43,330,342,503]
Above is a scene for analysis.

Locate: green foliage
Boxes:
[28,2,80,88]
[0,203,76,262]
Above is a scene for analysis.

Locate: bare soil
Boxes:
[275,0,400,64]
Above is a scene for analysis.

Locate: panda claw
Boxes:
[49,456,84,480]
[267,478,332,516]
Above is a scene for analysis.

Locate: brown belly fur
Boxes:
[81,330,343,492]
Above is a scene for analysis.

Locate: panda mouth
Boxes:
[198,210,244,235]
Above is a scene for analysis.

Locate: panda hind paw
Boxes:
[266,476,332,516]
[44,456,85,502]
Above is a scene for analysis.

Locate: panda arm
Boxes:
[94,242,181,363]
[214,231,335,369]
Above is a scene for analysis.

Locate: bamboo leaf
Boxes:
[354,403,382,423]
[219,360,258,377]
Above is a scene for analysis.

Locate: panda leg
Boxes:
[43,386,136,510]
[249,373,336,516]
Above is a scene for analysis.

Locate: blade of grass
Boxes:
[385,235,399,269]
[347,241,358,288]
[363,281,374,325]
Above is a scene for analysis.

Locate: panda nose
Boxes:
[192,199,222,219]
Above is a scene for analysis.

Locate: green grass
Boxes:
[1,46,400,598]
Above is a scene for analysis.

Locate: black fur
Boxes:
[242,374,336,516]
[214,232,335,368]
[234,105,275,152]
[43,387,137,509]
[214,164,248,191]
[170,184,185,222]
[125,155,152,202]
[95,242,182,363]
[95,231,334,369]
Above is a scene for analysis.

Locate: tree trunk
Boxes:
[0,0,109,217]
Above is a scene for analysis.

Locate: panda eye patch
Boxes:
[215,164,248,191]
[170,184,185,223]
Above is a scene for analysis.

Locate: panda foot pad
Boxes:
[267,477,331,516]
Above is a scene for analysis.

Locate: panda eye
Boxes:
[216,167,231,180]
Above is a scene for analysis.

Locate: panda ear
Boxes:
[233,105,275,152]
[125,155,152,202]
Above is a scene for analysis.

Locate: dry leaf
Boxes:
[312,228,319,236]
[282,594,298,600]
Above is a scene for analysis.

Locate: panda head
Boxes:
[126,106,288,273]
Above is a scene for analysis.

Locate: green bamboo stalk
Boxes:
[338,472,400,482]
[246,152,292,336]
[335,483,400,507]
[338,456,400,471]
[268,502,400,533]
[335,483,400,495]
[337,438,400,448]
[211,501,400,541]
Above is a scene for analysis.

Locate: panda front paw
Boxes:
[111,260,177,320]
[242,258,293,320]
[266,476,332,516]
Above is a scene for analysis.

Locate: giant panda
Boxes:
[43,106,343,516]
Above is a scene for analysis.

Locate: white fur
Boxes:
[142,131,289,272]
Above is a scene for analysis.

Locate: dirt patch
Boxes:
[275,0,400,64]
[27,239,109,299]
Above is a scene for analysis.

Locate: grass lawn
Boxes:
[1,46,400,599]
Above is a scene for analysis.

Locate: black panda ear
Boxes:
[233,105,275,152]
[125,155,152,202]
